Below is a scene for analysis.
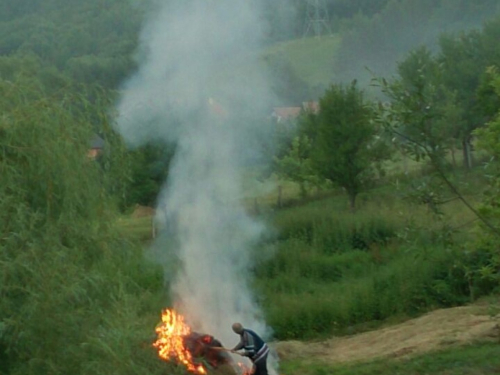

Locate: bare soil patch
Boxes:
[131,204,155,218]
[273,304,500,365]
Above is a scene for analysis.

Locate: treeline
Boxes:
[0,0,144,88]
[275,14,500,207]
[334,0,500,85]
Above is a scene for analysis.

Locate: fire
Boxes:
[236,362,253,375]
[153,309,207,374]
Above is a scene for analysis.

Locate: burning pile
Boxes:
[153,309,207,374]
[153,309,238,374]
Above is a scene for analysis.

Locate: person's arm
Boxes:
[232,336,244,351]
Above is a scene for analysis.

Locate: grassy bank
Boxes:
[280,343,500,375]
[253,169,495,340]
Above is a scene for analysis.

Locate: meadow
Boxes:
[120,157,497,345]
[262,35,341,88]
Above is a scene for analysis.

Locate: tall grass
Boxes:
[255,186,491,340]
[0,77,173,375]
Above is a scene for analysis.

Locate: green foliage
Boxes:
[0,0,144,88]
[124,142,175,208]
[310,82,389,209]
[376,47,458,163]
[472,67,500,291]
[274,135,321,198]
[0,75,167,375]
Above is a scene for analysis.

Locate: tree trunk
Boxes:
[451,147,456,169]
[462,136,473,169]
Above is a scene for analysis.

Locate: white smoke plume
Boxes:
[116,0,280,373]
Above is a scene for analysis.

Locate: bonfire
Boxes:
[153,309,251,375]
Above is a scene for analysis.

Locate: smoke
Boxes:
[116,0,280,373]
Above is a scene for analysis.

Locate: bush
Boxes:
[0,76,167,375]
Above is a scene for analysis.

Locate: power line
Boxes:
[303,0,332,38]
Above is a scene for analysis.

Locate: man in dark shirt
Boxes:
[231,323,269,375]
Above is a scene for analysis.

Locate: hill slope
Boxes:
[274,302,500,374]
[262,35,340,89]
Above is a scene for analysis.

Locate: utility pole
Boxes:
[303,0,332,38]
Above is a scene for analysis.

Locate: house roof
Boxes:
[272,107,302,122]
[90,134,105,149]
[302,101,320,113]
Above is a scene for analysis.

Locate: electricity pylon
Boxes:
[303,0,332,38]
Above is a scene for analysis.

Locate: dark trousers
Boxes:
[252,353,268,375]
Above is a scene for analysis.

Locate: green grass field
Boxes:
[262,35,341,87]
[281,343,500,375]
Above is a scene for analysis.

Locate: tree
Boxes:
[274,134,319,199]
[474,67,500,229]
[392,46,464,165]
[311,82,387,210]
[468,67,500,289]
[124,141,175,208]
[438,16,500,168]
[376,63,500,237]
[0,73,167,375]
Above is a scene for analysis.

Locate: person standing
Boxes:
[230,323,269,375]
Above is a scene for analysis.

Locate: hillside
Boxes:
[262,35,341,89]
[276,301,500,375]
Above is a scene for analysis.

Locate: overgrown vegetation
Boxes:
[2,1,500,374]
[254,181,496,340]
[0,75,174,375]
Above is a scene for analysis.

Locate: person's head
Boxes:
[232,322,244,334]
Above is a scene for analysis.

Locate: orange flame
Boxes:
[153,309,207,374]
[237,362,253,375]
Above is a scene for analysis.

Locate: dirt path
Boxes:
[273,303,500,365]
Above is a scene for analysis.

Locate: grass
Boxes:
[116,215,155,244]
[116,160,494,342]
[262,35,341,87]
[251,169,490,340]
[280,343,500,375]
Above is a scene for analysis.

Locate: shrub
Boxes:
[0,76,167,375]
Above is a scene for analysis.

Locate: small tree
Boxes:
[311,82,387,210]
[274,134,318,198]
